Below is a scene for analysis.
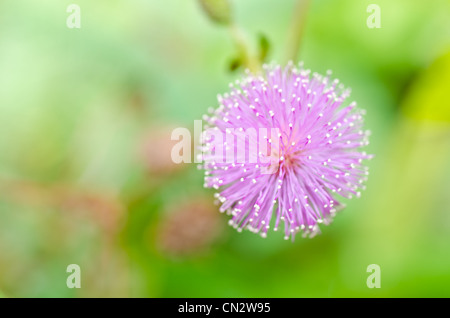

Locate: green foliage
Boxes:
[402,52,450,122]
[258,33,270,63]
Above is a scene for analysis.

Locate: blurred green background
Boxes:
[0,0,449,297]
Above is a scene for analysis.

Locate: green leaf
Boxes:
[227,57,242,72]
[401,51,450,122]
[258,33,270,63]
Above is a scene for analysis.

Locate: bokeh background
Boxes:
[0,0,449,297]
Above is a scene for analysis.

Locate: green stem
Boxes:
[229,23,260,73]
[284,0,311,64]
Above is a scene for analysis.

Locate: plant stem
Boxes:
[284,0,311,64]
[229,23,260,73]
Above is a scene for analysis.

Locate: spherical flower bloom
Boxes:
[201,62,372,240]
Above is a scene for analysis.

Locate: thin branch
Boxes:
[284,0,311,64]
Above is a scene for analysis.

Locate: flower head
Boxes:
[201,62,372,240]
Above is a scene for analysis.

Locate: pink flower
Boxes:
[201,62,372,240]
